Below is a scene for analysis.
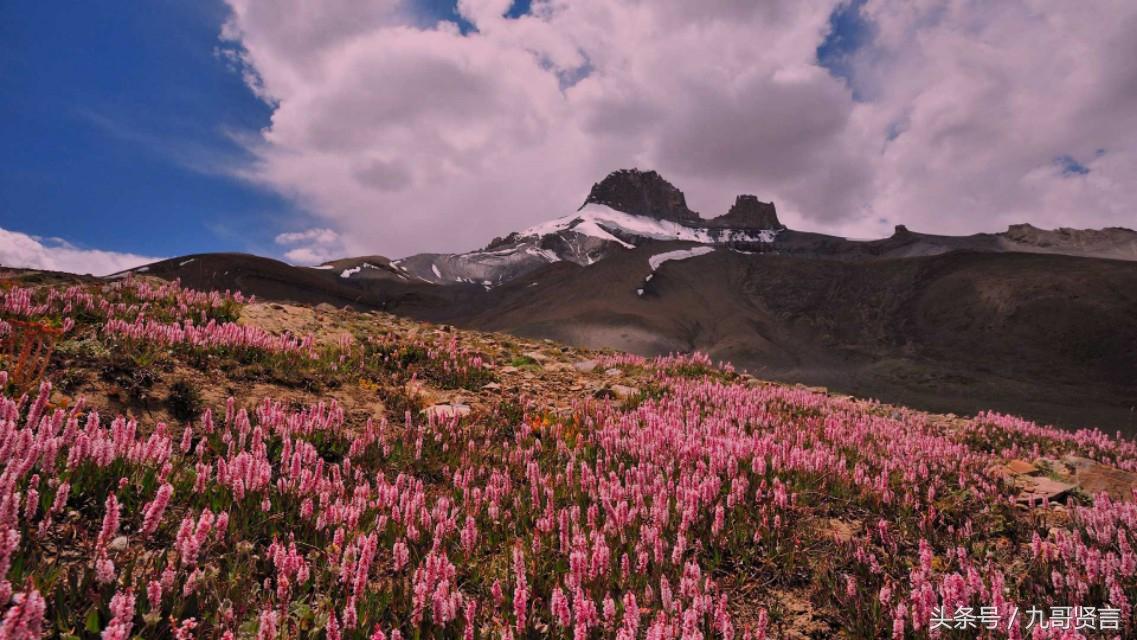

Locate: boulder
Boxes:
[573,359,598,373]
[610,384,640,400]
[1015,476,1076,505]
[1005,459,1038,475]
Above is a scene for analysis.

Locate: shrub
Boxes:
[166,379,203,423]
[0,319,61,394]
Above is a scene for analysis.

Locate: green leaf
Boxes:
[85,607,101,633]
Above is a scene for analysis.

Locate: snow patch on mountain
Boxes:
[638,247,717,296]
[524,247,561,262]
[648,246,716,271]
[391,200,782,287]
[339,262,390,279]
[522,204,780,246]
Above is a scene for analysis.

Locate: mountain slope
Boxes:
[441,246,1137,433]
[120,169,1137,432]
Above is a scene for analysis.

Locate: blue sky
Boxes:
[0,1,297,260]
[816,0,872,95]
[0,0,549,265]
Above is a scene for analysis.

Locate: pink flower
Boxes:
[491,579,504,608]
[602,594,617,630]
[0,529,19,583]
[343,600,358,630]
[551,586,571,627]
[513,580,529,633]
[326,608,341,640]
[141,483,173,537]
[23,476,39,522]
[49,482,69,516]
[176,509,215,566]
[754,609,769,640]
[95,554,116,585]
[621,592,640,636]
[890,604,905,640]
[461,515,478,554]
[97,493,120,549]
[183,568,203,596]
[147,580,162,612]
[393,541,411,570]
[464,599,477,640]
[174,618,197,640]
[256,609,277,640]
[180,424,193,453]
[0,589,46,640]
[101,589,135,640]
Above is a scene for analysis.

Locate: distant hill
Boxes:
[117,170,1137,433]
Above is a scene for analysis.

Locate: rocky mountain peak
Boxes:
[580,169,699,222]
[709,195,783,229]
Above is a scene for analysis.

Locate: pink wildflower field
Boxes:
[0,276,1134,638]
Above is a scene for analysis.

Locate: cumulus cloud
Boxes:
[219,0,1137,256]
[845,0,1137,237]
[0,227,162,276]
[274,227,347,265]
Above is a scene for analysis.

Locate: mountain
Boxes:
[118,169,1137,433]
[385,170,786,286]
[345,169,1137,288]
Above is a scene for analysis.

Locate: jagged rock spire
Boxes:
[709,195,783,229]
[580,169,699,223]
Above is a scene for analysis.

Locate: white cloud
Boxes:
[275,227,341,246]
[219,0,1137,257]
[843,0,1137,237]
[0,227,162,276]
[274,226,346,265]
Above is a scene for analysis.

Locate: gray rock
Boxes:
[573,360,598,373]
[610,384,640,400]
